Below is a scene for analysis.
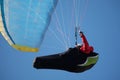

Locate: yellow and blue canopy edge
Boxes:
[0,0,58,52]
[12,44,39,52]
[0,11,39,52]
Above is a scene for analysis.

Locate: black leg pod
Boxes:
[33,48,99,73]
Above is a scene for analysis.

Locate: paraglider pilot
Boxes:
[33,31,99,73]
[79,31,94,54]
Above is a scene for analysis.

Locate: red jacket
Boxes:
[80,32,94,54]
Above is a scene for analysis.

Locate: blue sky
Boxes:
[0,0,120,80]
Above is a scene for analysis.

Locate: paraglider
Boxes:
[0,0,58,52]
[33,31,99,73]
[0,0,99,73]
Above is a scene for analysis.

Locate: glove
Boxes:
[79,31,83,37]
[80,31,83,34]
